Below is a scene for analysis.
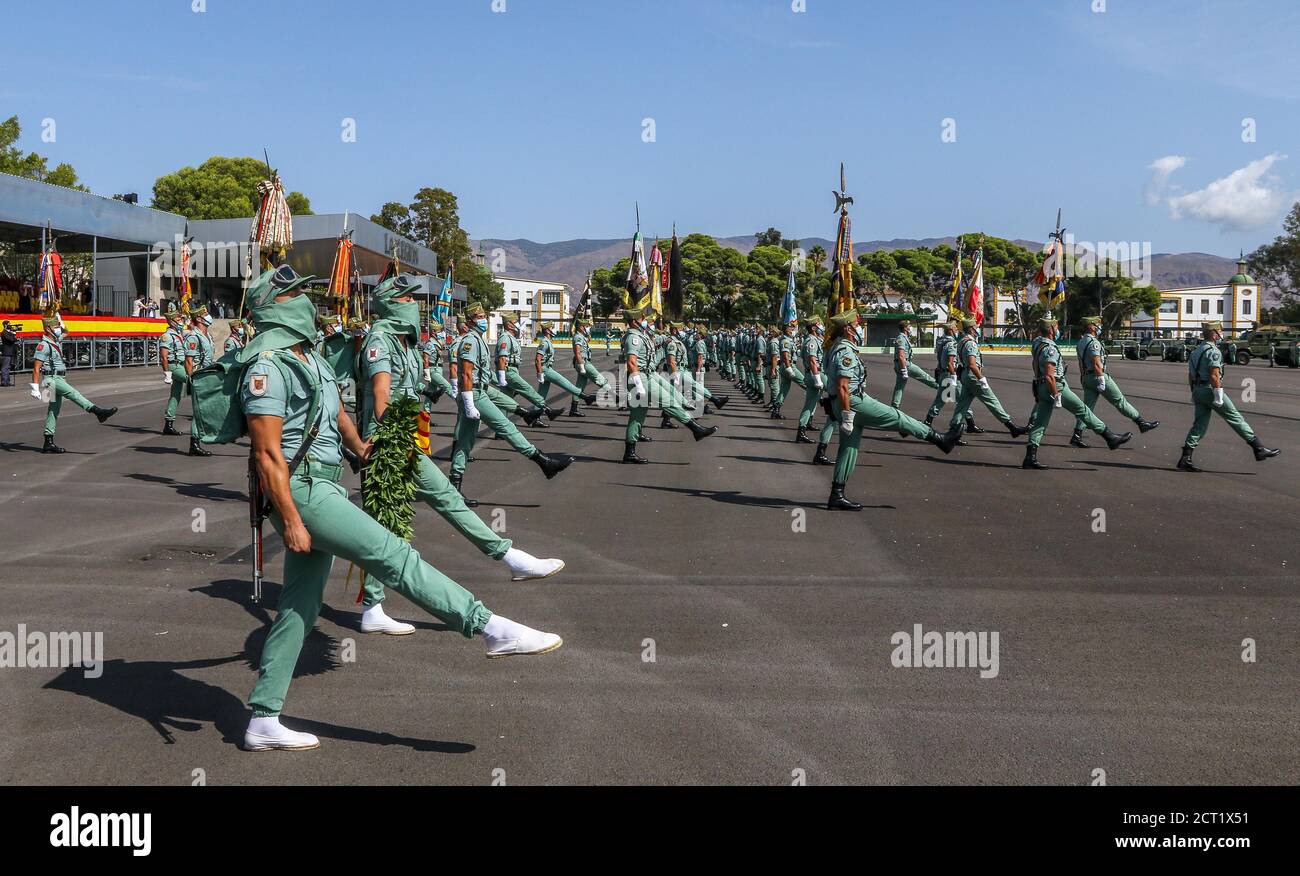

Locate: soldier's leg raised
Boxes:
[506,369,548,410]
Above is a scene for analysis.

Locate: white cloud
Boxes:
[1144,155,1187,206]
[1166,153,1290,232]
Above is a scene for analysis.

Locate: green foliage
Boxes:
[457,261,505,312]
[151,156,313,219]
[362,395,421,542]
[0,116,85,190]
[371,187,473,270]
[1248,201,1300,301]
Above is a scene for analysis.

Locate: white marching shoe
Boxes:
[482,615,563,659]
[243,716,320,752]
[360,603,416,636]
[502,547,565,581]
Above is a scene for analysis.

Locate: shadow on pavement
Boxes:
[126,472,247,502]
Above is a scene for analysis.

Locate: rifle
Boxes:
[248,457,266,603]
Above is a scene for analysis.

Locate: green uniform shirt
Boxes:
[1033,337,1066,381]
[573,332,591,366]
[420,335,444,369]
[224,336,244,355]
[361,331,422,433]
[666,337,687,372]
[778,335,797,364]
[161,328,185,363]
[935,335,957,373]
[497,332,522,367]
[1189,340,1222,385]
[693,337,707,365]
[623,328,653,370]
[1076,334,1106,375]
[32,336,67,373]
[538,337,556,369]
[957,334,983,373]
[800,336,823,372]
[755,335,768,363]
[893,332,914,363]
[460,331,493,390]
[826,339,866,396]
[241,350,343,467]
[183,330,214,368]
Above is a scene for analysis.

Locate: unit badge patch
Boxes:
[367,346,380,362]
[249,374,268,397]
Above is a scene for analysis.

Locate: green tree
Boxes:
[0,116,84,189]
[408,187,474,268]
[151,156,312,218]
[754,227,783,248]
[457,261,504,312]
[370,202,413,237]
[808,245,827,275]
[1248,201,1300,302]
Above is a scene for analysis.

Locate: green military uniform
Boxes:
[30,319,116,452]
[946,323,1024,436]
[1073,318,1157,443]
[535,323,589,406]
[890,326,939,408]
[798,320,832,452]
[572,319,609,399]
[773,326,802,417]
[621,309,713,463]
[182,308,216,455]
[825,310,956,509]
[925,325,961,424]
[160,307,189,433]
[497,320,553,414]
[1023,320,1111,461]
[224,321,247,356]
[1178,321,1279,471]
[419,322,455,407]
[682,329,716,406]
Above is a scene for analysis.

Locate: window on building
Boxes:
[543,291,560,306]
[1185,299,1193,314]
[1200,299,1209,314]
[1243,300,1252,315]
[1160,300,1178,314]
[510,294,518,306]
[1216,300,1224,314]
[526,297,533,306]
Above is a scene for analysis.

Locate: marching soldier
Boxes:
[947,316,1028,438]
[890,317,940,409]
[28,313,118,454]
[224,320,247,355]
[497,314,562,421]
[924,320,962,433]
[571,316,608,416]
[237,266,563,752]
[621,307,716,463]
[419,316,455,416]
[688,325,727,412]
[536,321,596,413]
[754,326,769,409]
[1022,315,1132,469]
[1177,320,1280,472]
[159,302,188,436]
[773,319,802,420]
[1069,315,1159,447]
[353,274,566,634]
[824,309,959,510]
[798,317,835,462]
[451,303,573,502]
[183,304,216,457]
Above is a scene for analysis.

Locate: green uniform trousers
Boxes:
[798,378,822,429]
[485,383,520,415]
[164,365,188,421]
[891,362,939,408]
[625,374,692,441]
[1075,375,1141,427]
[947,373,1013,430]
[451,390,537,477]
[250,466,492,717]
[504,367,547,409]
[1184,385,1255,449]
[776,368,803,409]
[684,371,715,402]
[832,394,933,484]
[1028,380,1106,447]
[539,367,584,402]
[362,453,511,606]
[422,371,455,417]
[574,361,609,395]
[42,375,95,436]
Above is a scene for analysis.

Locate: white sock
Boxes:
[362,603,388,623]
[481,614,517,641]
[248,715,282,734]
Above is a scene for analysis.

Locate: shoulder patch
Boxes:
[367,346,380,362]
[36,342,46,353]
[841,355,854,367]
[249,374,268,397]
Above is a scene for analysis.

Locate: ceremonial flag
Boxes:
[1029,241,1067,307]
[966,245,984,325]
[946,244,964,316]
[37,247,63,310]
[780,255,798,325]
[434,262,454,327]
[328,230,356,320]
[624,228,649,311]
[666,231,684,320]
[647,241,664,317]
[830,209,854,317]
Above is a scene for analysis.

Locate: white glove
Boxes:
[1096,376,1106,392]
[423,368,432,384]
[840,409,855,434]
[537,376,546,390]
[630,372,645,394]
[1213,387,1225,407]
[496,370,508,388]
[163,371,173,385]
[898,370,909,381]
[978,377,990,390]
[785,367,798,379]
[1053,393,1063,409]
[461,390,481,420]
[30,382,43,401]
[813,373,824,389]
[694,371,705,385]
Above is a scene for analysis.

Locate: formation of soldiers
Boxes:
[15,275,1285,751]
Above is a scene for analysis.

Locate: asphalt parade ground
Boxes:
[1,351,1297,786]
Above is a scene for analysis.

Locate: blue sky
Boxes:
[6,0,1299,255]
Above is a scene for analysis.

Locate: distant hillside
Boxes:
[471,235,1250,300]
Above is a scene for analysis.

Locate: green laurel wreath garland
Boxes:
[362,394,420,542]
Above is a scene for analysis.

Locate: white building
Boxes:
[491,275,571,341]
[1130,257,1259,338]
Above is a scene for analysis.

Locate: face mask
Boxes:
[475,319,488,333]
[640,320,650,330]
[253,292,319,344]
[203,315,213,326]
[53,328,64,339]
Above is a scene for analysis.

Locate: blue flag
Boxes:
[434,267,454,326]
[780,258,798,325]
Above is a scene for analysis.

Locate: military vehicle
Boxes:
[1221,325,1300,366]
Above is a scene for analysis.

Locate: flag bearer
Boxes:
[183,304,216,457]
[824,309,960,510]
[160,302,187,436]
[1069,315,1159,447]
[29,313,117,453]
[1177,320,1280,472]
[1022,315,1132,470]
[890,318,940,409]
[238,268,563,752]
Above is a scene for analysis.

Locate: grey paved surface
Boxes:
[1,352,1297,785]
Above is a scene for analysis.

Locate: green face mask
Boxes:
[373,297,421,336]
[259,293,319,341]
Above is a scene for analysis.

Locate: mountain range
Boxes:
[470,235,1257,301]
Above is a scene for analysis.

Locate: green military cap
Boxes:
[1081,315,1102,326]
[542,321,556,332]
[245,264,317,310]
[428,316,444,331]
[803,315,823,327]
[829,308,860,330]
[1038,314,1058,331]
[575,316,592,328]
[41,315,62,333]
[958,315,978,330]
[228,319,244,329]
[501,311,518,326]
[464,302,486,318]
[346,316,367,332]
[624,306,645,323]
[320,313,342,328]
[1201,320,1223,334]
[189,303,209,319]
